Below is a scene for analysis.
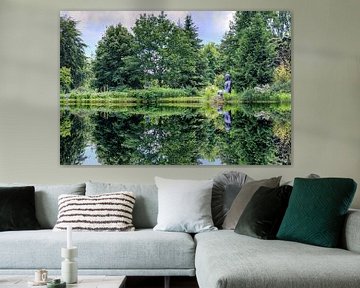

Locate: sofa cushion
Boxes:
[342,209,360,253]
[222,176,281,229]
[0,183,86,229]
[0,186,40,231]
[86,182,158,229]
[53,192,136,232]
[154,177,216,233]
[0,229,195,271]
[234,185,292,239]
[195,230,360,288]
[212,171,250,228]
[277,178,357,247]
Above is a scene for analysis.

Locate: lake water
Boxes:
[60,102,291,165]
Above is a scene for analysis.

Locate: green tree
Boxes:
[183,15,201,49]
[267,11,291,39]
[220,11,257,70]
[82,58,96,90]
[133,12,175,87]
[182,14,206,88]
[60,67,72,93]
[201,43,221,85]
[223,12,275,91]
[272,36,291,69]
[162,27,195,88]
[133,12,205,89]
[60,16,86,89]
[268,11,292,69]
[93,24,141,90]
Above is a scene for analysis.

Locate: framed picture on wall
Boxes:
[60,10,292,166]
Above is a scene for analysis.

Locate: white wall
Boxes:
[0,0,359,208]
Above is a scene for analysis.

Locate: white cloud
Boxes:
[61,11,191,32]
[60,10,235,56]
[213,11,235,34]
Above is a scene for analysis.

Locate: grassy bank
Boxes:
[60,86,291,104]
[60,87,194,104]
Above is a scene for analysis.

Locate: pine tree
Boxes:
[181,14,205,88]
[183,15,201,49]
[221,11,276,91]
[60,16,86,89]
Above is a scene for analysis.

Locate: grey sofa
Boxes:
[195,212,360,288]
[0,181,360,288]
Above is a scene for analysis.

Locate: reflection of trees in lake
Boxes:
[91,113,143,165]
[91,110,209,165]
[272,110,291,165]
[220,108,277,165]
[60,103,291,165]
[60,111,87,165]
[149,113,208,165]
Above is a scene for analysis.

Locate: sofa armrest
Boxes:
[342,209,360,253]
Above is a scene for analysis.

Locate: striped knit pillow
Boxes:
[53,192,136,231]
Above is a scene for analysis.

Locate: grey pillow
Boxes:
[212,171,251,228]
[222,177,281,230]
[0,183,85,228]
[86,181,158,229]
[153,177,217,233]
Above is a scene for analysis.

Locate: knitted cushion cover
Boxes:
[53,192,136,231]
[277,178,357,247]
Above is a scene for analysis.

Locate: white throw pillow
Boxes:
[153,177,217,233]
[53,192,135,232]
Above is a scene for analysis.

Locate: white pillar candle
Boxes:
[67,225,72,249]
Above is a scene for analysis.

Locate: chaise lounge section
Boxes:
[195,215,360,288]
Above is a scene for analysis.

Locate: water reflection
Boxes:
[60,103,291,165]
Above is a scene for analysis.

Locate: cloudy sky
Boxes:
[61,11,235,57]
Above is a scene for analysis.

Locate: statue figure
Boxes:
[223,111,232,132]
[224,73,232,93]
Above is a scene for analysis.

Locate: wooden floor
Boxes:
[126,276,199,288]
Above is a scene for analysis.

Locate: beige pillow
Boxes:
[222,176,281,230]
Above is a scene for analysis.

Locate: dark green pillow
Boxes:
[277,178,357,247]
[235,185,292,239]
[0,186,41,231]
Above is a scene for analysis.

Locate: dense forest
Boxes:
[60,11,291,103]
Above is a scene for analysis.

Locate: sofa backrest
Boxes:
[86,181,158,229]
[0,183,86,228]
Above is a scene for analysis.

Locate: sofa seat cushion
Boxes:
[0,229,195,270]
[195,230,360,288]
